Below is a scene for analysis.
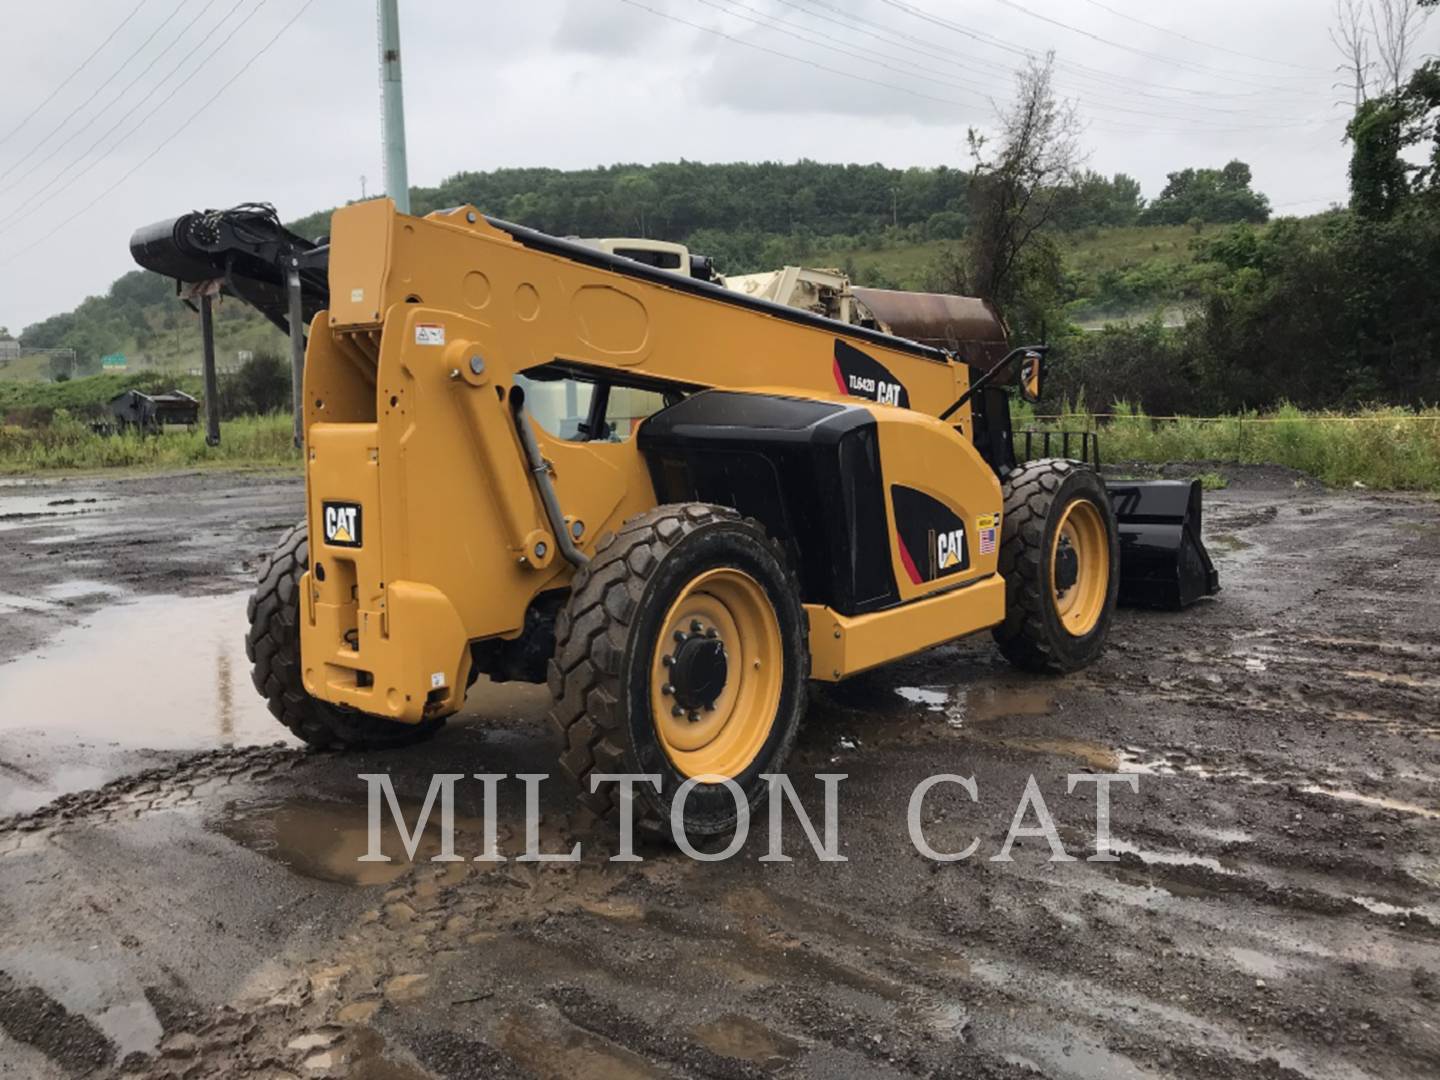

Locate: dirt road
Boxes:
[0,467,1437,1079]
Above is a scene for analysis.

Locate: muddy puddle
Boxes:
[0,490,117,531]
[0,579,127,614]
[499,1006,663,1079]
[215,796,467,887]
[690,1013,803,1066]
[890,683,1055,727]
[0,591,284,749]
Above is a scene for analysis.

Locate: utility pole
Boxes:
[200,293,220,447]
[378,0,410,214]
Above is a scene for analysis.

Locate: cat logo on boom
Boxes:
[322,501,362,548]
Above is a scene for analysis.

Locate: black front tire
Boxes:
[245,522,446,749]
[547,504,809,838]
[992,459,1119,673]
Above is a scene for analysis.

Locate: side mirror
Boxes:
[1018,349,1044,404]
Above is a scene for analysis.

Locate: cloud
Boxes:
[693,36,982,125]
[553,0,669,56]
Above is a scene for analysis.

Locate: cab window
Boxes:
[515,373,675,442]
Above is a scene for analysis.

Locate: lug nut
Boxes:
[662,654,675,668]
[674,630,687,643]
[672,705,684,717]
[705,627,717,638]
[688,710,700,722]
[661,683,674,696]
[690,619,703,633]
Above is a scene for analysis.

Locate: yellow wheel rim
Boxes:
[1051,499,1109,637]
[649,567,782,779]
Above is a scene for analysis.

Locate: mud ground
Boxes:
[0,466,1437,1079]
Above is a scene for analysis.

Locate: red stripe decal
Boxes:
[897,534,923,585]
[833,358,848,395]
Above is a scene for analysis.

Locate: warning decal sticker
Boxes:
[977,512,999,556]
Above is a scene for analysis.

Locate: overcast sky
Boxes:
[1,0,1434,335]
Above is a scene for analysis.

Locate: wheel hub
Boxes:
[665,629,728,715]
[1054,538,1080,593]
[1050,499,1110,637]
[649,567,783,777]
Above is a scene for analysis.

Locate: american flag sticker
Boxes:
[979,526,997,555]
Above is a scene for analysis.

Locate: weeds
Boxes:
[0,411,299,473]
[1019,402,1440,493]
[5,404,1440,494]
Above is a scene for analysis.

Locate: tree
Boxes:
[1405,59,1440,192]
[1142,162,1271,225]
[1332,0,1375,106]
[609,172,659,236]
[1050,171,1145,229]
[1371,0,1433,94]
[964,53,1082,333]
[222,350,292,417]
[1337,0,1438,217]
[1348,96,1414,217]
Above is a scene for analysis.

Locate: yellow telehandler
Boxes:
[131,199,1217,835]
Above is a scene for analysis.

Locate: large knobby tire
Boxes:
[245,522,446,749]
[548,504,809,838]
[992,459,1119,673]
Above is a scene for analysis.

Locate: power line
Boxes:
[877,0,1326,100]
[0,0,232,200]
[684,0,1329,132]
[0,1,268,236]
[0,0,151,151]
[0,0,318,267]
[979,0,1331,85]
[1073,0,1329,73]
[690,0,994,102]
[615,0,985,111]
[751,0,1324,126]
[0,0,189,187]
[790,0,1317,107]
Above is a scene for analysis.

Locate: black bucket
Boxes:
[1105,479,1221,610]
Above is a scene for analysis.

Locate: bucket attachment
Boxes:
[1105,480,1220,610]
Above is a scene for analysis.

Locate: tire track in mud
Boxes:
[0,745,307,848]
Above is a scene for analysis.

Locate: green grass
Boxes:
[807,239,951,290]
[0,412,301,473]
[8,402,1437,496]
[0,353,55,382]
[0,371,205,417]
[1058,224,1225,276]
[1021,403,1440,493]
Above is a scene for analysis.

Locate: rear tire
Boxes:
[992,459,1119,674]
[548,504,808,838]
[246,522,446,749]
